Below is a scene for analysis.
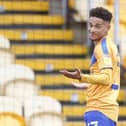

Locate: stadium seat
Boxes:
[11,44,88,55]
[69,0,75,9]
[0,30,73,41]
[4,79,38,104]
[73,0,106,22]
[0,35,10,49]
[118,89,126,103]
[0,96,22,115]
[0,49,15,67]
[28,112,64,126]
[0,35,15,67]
[0,112,26,126]
[0,64,35,84]
[15,58,90,71]
[23,96,62,121]
[0,64,35,95]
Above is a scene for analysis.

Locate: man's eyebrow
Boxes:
[88,22,103,26]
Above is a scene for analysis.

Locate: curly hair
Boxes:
[89,7,112,22]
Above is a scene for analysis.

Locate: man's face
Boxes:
[88,17,110,42]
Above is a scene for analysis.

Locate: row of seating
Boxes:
[11,44,88,55]
[38,89,126,104]
[0,96,63,126]
[0,15,64,25]
[63,105,126,117]
[15,58,90,71]
[0,30,73,40]
[0,1,49,12]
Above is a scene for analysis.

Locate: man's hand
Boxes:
[60,68,81,80]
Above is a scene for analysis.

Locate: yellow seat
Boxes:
[11,44,88,55]
[119,106,126,117]
[39,89,87,103]
[69,0,75,9]
[0,1,48,11]
[63,105,85,117]
[0,112,26,126]
[118,89,126,103]
[0,30,73,41]
[15,58,90,71]
[0,15,64,25]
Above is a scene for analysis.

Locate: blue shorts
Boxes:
[84,111,116,126]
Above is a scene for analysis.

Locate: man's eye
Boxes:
[95,25,102,28]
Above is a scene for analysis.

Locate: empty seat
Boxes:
[28,112,64,126]
[24,96,62,121]
[0,35,15,67]
[4,80,38,104]
[0,35,10,49]
[0,112,26,126]
[0,64,35,95]
[0,96,22,115]
[0,49,15,67]
[118,89,126,103]
[0,64,35,85]
[73,0,105,22]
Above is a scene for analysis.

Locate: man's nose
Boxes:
[90,27,95,32]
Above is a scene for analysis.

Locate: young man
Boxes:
[60,7,120,126]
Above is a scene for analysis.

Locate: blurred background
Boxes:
[0,0,126,126]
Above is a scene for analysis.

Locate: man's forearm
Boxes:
[79,69,112,85]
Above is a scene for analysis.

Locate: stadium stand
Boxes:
[0,0,126,126]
